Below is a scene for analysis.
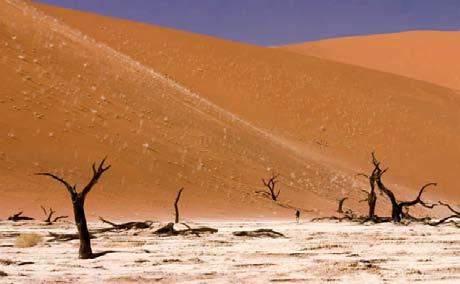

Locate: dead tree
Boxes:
[336,197,348,214]
[371,154,437,222]
[258,173,280,201]
[7,211,34,221]
[36,157,111,259]
[174,188,184,223]
[41,206,68,224]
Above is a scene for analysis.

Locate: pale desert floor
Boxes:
[0,220,459,283]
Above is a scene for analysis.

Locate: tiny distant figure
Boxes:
[295,209,300,224]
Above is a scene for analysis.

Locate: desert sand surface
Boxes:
[1,220,459,283]
[279,31,460,91]
[1,0,460,221]
[0,0,350,220]
[32,3,460,207]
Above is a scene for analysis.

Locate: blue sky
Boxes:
[37,0,460,45]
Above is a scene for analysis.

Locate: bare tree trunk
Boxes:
[73,196,92,259]
[174,188,184,224]
[337,198,348,214]
[358,154,379,220]
[368,192,377,219]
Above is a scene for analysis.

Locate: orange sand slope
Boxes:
[279,31,460,91]
[0,0,354,220]
[1,1,459,220]
[34,4,460,201]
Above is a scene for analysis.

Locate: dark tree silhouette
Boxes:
[174,188,184,223]
[357,152,381,220]
[259,173,281,201]
[371,154,436,222]
[36,157,111,259]
[8,211,34,221]
[336,197,348,214]
[98,217,152,231]
[41,206,68,224]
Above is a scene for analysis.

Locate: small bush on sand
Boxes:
[15,233,42,248]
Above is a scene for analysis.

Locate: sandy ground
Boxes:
[1,220,459,283]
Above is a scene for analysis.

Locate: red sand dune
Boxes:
[279,31,460,91]
[1,1,459,220]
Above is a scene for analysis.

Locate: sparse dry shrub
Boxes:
[15,233,42,248]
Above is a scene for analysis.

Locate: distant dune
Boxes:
[279,31,460,91]
[1,1,459,220]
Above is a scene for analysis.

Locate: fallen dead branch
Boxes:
[427,201,460,226]
[232,229,285,238]
[97,217,153,232]
[154,222,218,237]
[47,232,96,242]
[7,211,34,222]
[0,259,34,266]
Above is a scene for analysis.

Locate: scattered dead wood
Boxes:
[0,259,34,266]
[36,157,111,259]
[41,206,68,224]
[7,211,34,222]
[232,229,285,238]
[256,173,281,201]
[47,232,96,242]
[97,217,153,232]
[154,222,218,237]
[311,209,357,223]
